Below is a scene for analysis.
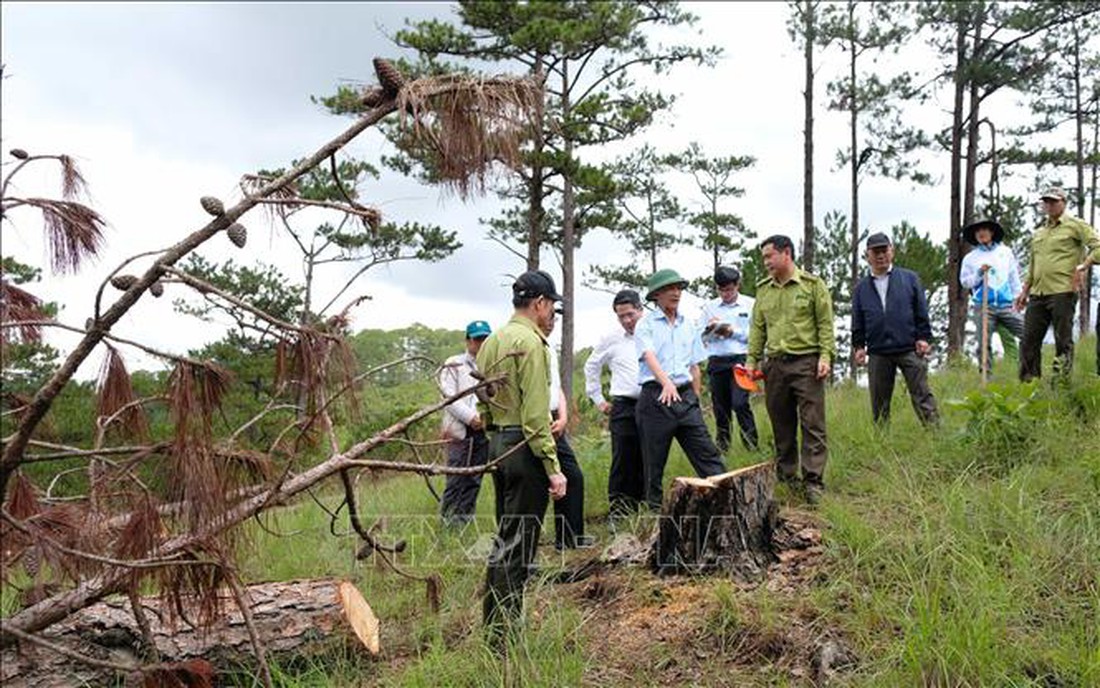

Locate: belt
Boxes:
[486,424,522,433]
[641,381,692,393]
[708,354,746,361]
[611,395,638,404]
[768,351,819,361]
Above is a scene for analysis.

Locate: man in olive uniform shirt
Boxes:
[747,235,835,504]
[475,270,568,640]
[1014,187,1100,380]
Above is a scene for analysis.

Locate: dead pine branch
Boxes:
[0,370,511,643]
[1,59,542,683]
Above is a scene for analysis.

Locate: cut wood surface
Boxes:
[0,578,378,687]
[649,461,778,582]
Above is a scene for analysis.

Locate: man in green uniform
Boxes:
[475,269,568,642]
[1014,187,1100,380]
[746,234,835,504]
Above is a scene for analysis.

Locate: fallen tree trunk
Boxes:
[0,578,379,687]
[649,462,777,582]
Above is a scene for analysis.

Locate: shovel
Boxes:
[733,364,765,393]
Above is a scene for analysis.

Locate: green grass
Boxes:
[12,341,1094,687]
[227,340,1100,686]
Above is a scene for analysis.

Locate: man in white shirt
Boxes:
[583,289,645,517]
[698,266,759,452]
[438,320,492,525]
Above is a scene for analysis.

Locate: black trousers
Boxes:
[1020,292,1078,380]
[867,351,939,426]
[635,382,727,510]
[706,355,759,451]
[483,428,549,637]
[439,429,488,523]
[608,396,645,516]
[551,413,585,549]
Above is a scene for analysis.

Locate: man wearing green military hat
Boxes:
[746,235,835,505]
[634,268,727,511]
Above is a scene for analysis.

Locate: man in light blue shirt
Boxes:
[635,269,727,510]
[699,266,759,452]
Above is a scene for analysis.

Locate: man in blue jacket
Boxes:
[851,232,940,426]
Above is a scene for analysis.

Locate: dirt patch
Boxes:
[561,508,843,686]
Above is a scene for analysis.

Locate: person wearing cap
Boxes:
[1015,187,1100,380]
[746,235,835,504]
[541,311,592,551]
[634,268,727,511]
[475,269,567,639]
[851,232,939,427]
[959,219,1024,375]
[438,320,493,525]
[698,266,759,452]
[583,289,645,517]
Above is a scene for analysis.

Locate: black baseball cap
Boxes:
[866,232,892,249]
[512,270,563,302]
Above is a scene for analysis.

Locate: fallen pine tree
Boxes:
[0,578,379,687]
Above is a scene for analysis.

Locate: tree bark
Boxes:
[959,11,986,360]
[1072,22,1091,336]
[802,0,817,272]
[848,16,860,381]
[527,55,546,272]
[0,579,379,687]
[649,462,778,583]
[560,58,577,405]
[946,12,969,358]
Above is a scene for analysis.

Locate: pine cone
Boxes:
[150,280,165,298]
[110,275,138,291]
[227,223,248,248]
[10,149,29,160]
[373,58,406,96]
[360,86,387,108]
[200,196,225,216]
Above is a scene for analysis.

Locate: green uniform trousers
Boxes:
[1020,292,1078,380]
[482,427,550,639]
[763,353,827,485]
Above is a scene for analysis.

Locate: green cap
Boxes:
[645,268,689,301]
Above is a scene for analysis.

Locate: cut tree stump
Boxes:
[649,461,778,582]
[1,578,379,687]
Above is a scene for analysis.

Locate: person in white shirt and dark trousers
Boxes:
[699,266,759,452]
[958,218,1024,376]
[583,289,645,517]
[438,320,492,525]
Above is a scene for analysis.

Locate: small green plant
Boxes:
[945,381,1050,465]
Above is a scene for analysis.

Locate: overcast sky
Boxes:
[0,2,1077,375]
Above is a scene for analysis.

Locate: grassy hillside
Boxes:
[236,342,1100,686]
[23,341,1094,687]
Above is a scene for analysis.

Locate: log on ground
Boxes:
[0,578,379,687]
[649,462,778,582]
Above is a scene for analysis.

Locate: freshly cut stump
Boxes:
[649,462,778,582]
[1,578,379,688]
